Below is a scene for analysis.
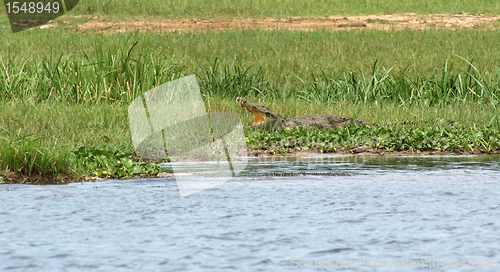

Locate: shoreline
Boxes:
[1,147,498,185]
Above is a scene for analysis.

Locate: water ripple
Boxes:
[1,156,500,271]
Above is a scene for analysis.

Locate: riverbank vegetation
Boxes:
[1,1,500,184]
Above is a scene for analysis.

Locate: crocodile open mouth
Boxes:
[253,113,266,124]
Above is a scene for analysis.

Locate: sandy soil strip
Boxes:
[69,12,500,33]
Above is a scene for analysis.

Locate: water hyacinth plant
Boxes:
[245,124,500,155]
[73,144,163,179]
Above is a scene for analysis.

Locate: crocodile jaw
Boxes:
[253,113,266,124]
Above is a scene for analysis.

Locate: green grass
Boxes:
[0,101,132,150]
[1,3,500,183]
[1,99,497,150]
[2,56,500,107]
[2,28,500,85]
[1,0,497,18]
[0,134,76,180]
[1,30,500,105]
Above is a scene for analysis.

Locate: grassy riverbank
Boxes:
[1,2,500,184]
[1,54,500,184]
[2,93,499,184]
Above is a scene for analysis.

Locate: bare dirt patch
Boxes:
[70,13,500,33]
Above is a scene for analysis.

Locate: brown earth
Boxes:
[0,168,79,185]
[65,12,500,33]
[0,168,160,184]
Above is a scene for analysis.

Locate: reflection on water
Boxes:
[1,155,499,271]
[241,154,500,175]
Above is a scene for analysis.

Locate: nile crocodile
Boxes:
[236,97,376,130]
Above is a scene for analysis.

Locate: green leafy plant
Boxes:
[73,144,162,178]
[245,124,500,154]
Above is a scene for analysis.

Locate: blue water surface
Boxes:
[1,155,499,271]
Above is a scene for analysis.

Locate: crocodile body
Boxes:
[236,97,376,130]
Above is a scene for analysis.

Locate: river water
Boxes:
[1,155,499,271]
